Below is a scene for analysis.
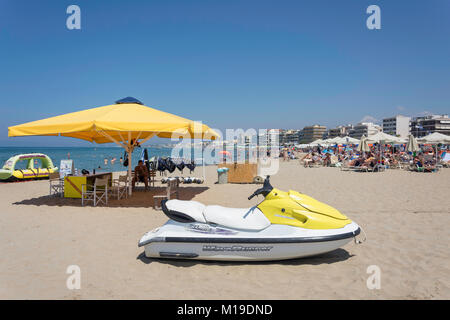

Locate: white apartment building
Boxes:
[382,115,410,138]
[327,124,354,138]
[350,122,382,139]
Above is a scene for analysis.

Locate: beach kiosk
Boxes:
[64,172,113,198]
[8,97,219,195]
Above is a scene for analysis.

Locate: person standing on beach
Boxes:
[67,152,70,159]
[282,149,288,161]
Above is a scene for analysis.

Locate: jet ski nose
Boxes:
[138,228,162,247]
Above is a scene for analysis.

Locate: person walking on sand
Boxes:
[283,149,288,161]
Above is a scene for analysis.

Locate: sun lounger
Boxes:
[407,164,438,173]
[340,160,369,172]
[440,153,450,168]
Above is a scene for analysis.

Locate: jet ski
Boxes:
[138,176,363,261]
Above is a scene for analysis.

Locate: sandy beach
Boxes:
[0,162,449,299]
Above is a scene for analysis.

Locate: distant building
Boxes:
[259,129,281,146]
[350,122,381,139]
[300,125,327,143]
[382,115,410,138]
[298,130,304,143]
[327,124,354,138]
[278,129,302,146]
[410,114,450,137]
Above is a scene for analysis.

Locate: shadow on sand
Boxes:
[12,186,209,208]
[136,248,354,267]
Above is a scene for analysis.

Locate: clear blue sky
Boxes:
[1,0,449,146]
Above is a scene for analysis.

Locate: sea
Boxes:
[0,145,257,172]
[0,146,174,173]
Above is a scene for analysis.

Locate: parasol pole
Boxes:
[202,138,205,181]
[128,132,132,196]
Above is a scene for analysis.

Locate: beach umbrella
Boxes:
[331,137,344,145]
[367,132,406,164]
[417,132,450,165]
[326,137,341,145]
[218,150,231,161]
[406,134,419,153]
[309,139,326,146]
[344,136,360,145]
[8,97,220,195]
[366,132,405,144]
[417,132,450,144]
[357,135,370,153]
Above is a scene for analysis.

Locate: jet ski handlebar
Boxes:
[248,176,274,200]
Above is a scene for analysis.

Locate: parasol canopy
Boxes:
[357,135,370,153]
[366,132,406,144]
[406,134,419,153]
[9,98,219,143]
[417,132,450,144]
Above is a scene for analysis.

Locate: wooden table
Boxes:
[64,172,113,198]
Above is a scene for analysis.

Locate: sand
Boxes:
[0,162,449,299]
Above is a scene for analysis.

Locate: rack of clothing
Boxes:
[135,148,197,176]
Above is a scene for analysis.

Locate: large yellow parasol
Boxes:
[9,97,220,194]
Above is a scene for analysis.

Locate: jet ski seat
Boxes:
[162,200,271,231]
[164,199,207,223]
[204,205,270,231]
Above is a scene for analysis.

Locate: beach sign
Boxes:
[60,159,74,178]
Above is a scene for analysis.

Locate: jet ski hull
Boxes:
[139,221,360,261]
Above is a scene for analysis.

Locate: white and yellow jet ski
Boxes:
[139,177,363,261]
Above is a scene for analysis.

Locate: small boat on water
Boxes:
[0,153,58,182]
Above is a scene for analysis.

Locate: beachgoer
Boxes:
[312,152,319,164]
[282,149,288,161]
[132,160,149,191]
[104,158,108,166]
[323,153,331,167]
